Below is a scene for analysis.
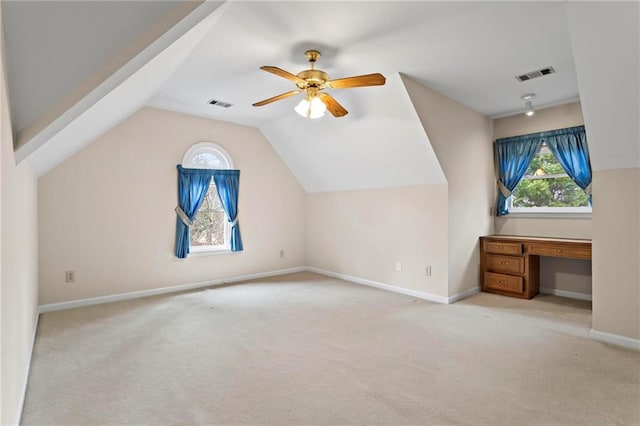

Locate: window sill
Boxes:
[189,247,232,257]
[500,212,592,219]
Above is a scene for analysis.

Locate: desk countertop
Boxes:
[481,234,591,244]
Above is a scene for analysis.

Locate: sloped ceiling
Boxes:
[3,1,198,134]
[149,1,578,125]
[144,1,580,192]
[3,1,593,187]
[2,1,226,172]
[261,73,445,193]
[22,5,229,176]
[567,1,640,171]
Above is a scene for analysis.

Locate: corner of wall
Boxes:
[400,75,494,298]
[1,2,40,422]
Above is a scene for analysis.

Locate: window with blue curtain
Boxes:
[495,125,592,216]
[175,142,243,258]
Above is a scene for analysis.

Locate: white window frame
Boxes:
[508,143,591,217]
[182,142,234,254]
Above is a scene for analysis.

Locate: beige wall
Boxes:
[591,168,639,339]
[0,8,40,424]
[402,75,495,296]
[493,101,592,297]
[494,216,590,239]
[38,107,306,305]
[566,2,638,342]
[304,77,493,300]
[493,101,584,139]
[306,185,449,297]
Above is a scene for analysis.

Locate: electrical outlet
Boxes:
[489,206,493,216]
[425,266,432,276]
[279,249,284,258]
[395,261,402,272]
[65,271,75,283]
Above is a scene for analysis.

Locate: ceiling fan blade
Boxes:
[252,90,300,107]
[260,66,306,85]
[318,93,348,117]
[328,73,386,89]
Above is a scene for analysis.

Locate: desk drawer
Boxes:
[528,244,591,260]
[484,241,522,256]
[484,272,523,294]
[486,254,524,274]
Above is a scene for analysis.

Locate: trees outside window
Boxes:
[510,143,590,211]
[190,185,226,248]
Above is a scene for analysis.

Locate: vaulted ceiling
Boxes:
[149,1,578,126]
[3,1,636,186]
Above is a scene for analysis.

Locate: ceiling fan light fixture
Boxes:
[295,95,326,119]
[253,49,385,118]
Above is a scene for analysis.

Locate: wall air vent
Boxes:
[516,66,556,82]
[208,99,233,108]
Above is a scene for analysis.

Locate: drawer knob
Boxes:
[499,280,506,284]
[555,249,564,253]
[500,261,509,265]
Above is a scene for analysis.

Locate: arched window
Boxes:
[182,142,233,252]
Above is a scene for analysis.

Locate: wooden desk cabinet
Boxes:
[479,235,592,299]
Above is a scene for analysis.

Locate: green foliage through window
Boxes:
[511,145,590,208]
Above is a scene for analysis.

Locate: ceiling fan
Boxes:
[252,50,386,118]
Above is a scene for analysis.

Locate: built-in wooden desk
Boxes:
[479,235,592,299]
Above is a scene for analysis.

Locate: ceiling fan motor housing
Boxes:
[296,69,329,89]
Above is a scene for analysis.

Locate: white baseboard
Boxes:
[38,267,307,313]
[539,287,592,301]
[306,266,450,304]
[589,329,640,352]
[307,267,480,304]
[16,311,40,426]
[447,286,480,304]
[39,266,479,315]
[43,266,578,317]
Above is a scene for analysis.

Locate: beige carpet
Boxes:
[23,272,640,425]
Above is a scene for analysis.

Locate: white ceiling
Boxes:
[2,0,192,133]
[261,73,446,193]
[567,2,640,170]
[21,3,229,176]
[3,1,590,189]
[149,1,579,125]
[146,1,579,192]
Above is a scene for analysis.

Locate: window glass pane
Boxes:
[512,176,590,208]
[190,151,226,168]
[190,184,226,247]
[523,145,565,178]
[211,189,223,210]
[182,142,233,169]
[199,189,213,210]
[512,143,589,209]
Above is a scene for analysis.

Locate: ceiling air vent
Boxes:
[515,66,555,82]
[208,99,233,108]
